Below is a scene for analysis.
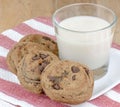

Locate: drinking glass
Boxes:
[53,3,117,80]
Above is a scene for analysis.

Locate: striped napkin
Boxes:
[0,17,120,107]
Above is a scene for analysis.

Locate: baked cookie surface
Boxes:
[41,60,94,104]
[17,68,43,94]
[7,42,46,74]
[19,34,58,55]
[17,50,59,94]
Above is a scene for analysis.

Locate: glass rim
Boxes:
[53,3,117,33]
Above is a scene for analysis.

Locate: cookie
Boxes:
[19,34,58,55]
[17,68,43,94]
[17,50,59,94]
[41,60,94,104]
[7,42,47,74]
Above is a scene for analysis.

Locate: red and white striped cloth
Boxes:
[0,17,120,107]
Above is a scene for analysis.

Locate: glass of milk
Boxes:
[53,3,117,80]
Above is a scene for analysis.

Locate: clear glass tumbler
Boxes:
[53,3,117,80]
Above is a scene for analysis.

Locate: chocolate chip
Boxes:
[40,54,48,59]
[52,84,60,90]
[47,45,50,49]
[71,66,80,73]
[48,76,62,84]
[43,36,51,41]
[39,61,50,72]
[39,65,45,72]
[41,43,46,45]
[84,68,89,75]
[51,41,56,44]
[72,75,76,80]
[42,36,56,44]
[32,54,40,60]
[34,82,39,86]
[48,76,56,82]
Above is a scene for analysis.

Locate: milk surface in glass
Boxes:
[57,16,112,70]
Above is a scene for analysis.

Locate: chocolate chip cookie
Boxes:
[41,60,94,104]
[19,34,58,55]
[17,50,59,94]
[7,42,47,74]
[17,68,43,94]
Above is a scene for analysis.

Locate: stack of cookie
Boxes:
[7,34,94,105]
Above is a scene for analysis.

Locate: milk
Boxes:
[56,16,112,70]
